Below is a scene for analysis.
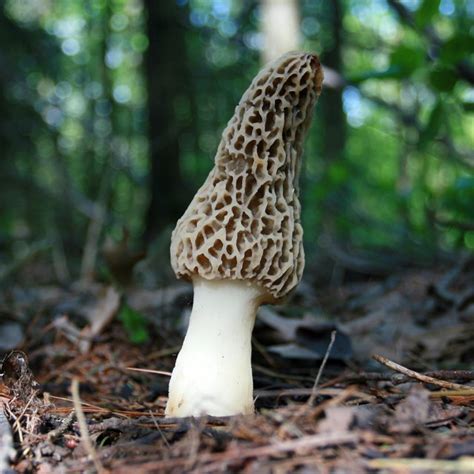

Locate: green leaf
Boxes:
[118,304,150,344]
[418,100,444,150]
[440,33,474,65]
[350,43,426,84]
[349,65,404,83]
[429,65,458,92]
[462,102,474,113]
[389,44,425,76]
[415,0,440,28]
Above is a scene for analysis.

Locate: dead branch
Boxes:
[372,354,473,391]
[329,369,474,386]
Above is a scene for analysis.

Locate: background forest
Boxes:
[0,0,473,287]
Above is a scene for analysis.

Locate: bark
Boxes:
[260,0,300,63]
[317,0,348,248]
[320,0,345,163]
[144,0,189,242]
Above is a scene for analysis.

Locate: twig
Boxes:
[149,410,170,449]
[325,369,474,386]
[13,392,38,425]
[430,389,474,398]
[289,332,338,422]
[372,354,473,390]
[71,378,106,474]
[308,331,337,406]
[125,367,172,376]
[49,394,114,413]
[368,456,474,472]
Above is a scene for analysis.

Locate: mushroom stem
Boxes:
[165,277,266,417]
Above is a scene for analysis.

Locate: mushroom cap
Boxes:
[171,52,323,301]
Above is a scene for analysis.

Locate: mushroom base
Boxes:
[165,277,266,417]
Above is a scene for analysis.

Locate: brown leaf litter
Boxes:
[0,261,473,472]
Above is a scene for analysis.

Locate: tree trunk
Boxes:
[260,0,300,63]
[317,0,348,254]
[320,0,345,163]
[144,0,189,242]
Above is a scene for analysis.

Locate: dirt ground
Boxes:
[1,257,473,473]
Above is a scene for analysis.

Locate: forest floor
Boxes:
[0,257,473,473]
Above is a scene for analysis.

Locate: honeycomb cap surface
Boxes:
[171,52,323,300]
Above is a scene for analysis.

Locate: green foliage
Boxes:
[118,303,149,344]
[0,0,472,280]
[439,33,474,65]
[390,42,426,76]
[415,0,441,28]
[419,100,445,150]
[441,176,474,222]
[429,65,458,92]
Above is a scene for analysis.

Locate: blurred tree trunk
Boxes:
[80,0,118,283]
[144,0,188,242]
[319,0,347,246]
[320,0,345,163]
[260,0,300,63]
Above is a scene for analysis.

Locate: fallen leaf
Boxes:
[389,385,431,434]
[267,343,324,360]
[319,406,355,433]
[259,307,352,361]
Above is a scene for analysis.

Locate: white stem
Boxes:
[165,278,265,417]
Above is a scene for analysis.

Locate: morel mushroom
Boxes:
[166,52,323,417]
